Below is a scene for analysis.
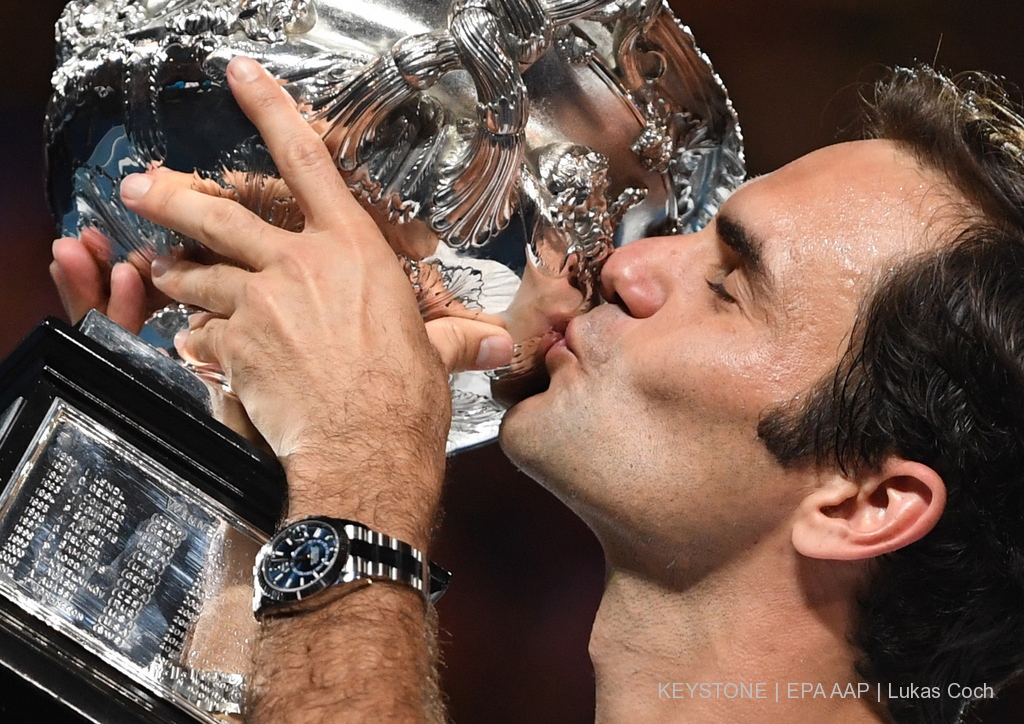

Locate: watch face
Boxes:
[260,519,348,602]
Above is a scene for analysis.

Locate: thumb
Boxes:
[425,318,514,373]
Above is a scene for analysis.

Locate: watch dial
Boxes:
[262,520,345,596]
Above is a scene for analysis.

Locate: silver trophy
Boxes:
[0,0,744,721]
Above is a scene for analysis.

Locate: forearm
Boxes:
[249,586,444,724]
[282,441,444,551]
[247,447,448,724]
[112,56,499,724]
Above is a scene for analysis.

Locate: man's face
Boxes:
[499,139,957,576]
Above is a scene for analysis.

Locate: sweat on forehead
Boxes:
[725,140,967,299]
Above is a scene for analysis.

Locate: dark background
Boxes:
[2,1,1024,722]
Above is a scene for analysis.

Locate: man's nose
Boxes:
[599,236,680,318]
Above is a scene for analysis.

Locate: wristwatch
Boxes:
[253,516,451,617]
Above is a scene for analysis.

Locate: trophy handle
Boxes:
[307,0,629,251]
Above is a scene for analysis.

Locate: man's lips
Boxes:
[543,317,581,364]
[539,329,566,359]
[563,316,579,354]
[490,318,574,405]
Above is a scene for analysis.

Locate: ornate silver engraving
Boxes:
[553,25,596,65]
[521,143,646,308]
[405,256,486,318]
[48,0,744,454]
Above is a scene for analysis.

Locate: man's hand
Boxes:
[118,56,511,543]
[113,56,512,723]
[50,228,160,333]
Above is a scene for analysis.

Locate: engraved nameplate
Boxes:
[0,399,266,721]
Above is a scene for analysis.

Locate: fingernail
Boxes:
[476,336,514,369]
[120,173,153,201]
[110,261,132,281]
[230,57,260,83]
[151,256,172,277]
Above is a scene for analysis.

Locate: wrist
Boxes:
[280,447,445,550]
[253,517,451,618]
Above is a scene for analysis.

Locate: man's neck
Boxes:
[588,538,886,724]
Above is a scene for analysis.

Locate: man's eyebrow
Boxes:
[716,213,763,270]
[715,212,775,300]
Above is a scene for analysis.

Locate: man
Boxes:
[51,57,1024,723]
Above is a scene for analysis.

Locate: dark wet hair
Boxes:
[758,67,1024,724]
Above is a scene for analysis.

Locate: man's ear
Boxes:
[791,458,947,560]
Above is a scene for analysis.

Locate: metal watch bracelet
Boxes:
[254,517,451,617]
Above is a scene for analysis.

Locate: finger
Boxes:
[226,56,360,230]
[187,310,221,331]
[49,260,82,323]
[150,258,251,316]
[120,170,278,269]
[107,262,149,334]
[178,317,229,368]
[426,318,514,373]
[51,237,109,322]
[79,227,114,265]
[474,311,507,327]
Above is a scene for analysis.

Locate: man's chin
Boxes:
[496,392,540,456]
[495,383,561,468]
[497,398,590,514]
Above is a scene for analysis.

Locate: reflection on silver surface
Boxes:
[0,399,264,719]
[0,399,23,450]
[80,309,268,448]
[48,0,744,452]
[80,309,212,417]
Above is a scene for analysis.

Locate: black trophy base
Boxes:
[0,317,286,723]
[0,664,91,723]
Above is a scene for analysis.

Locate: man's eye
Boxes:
[706,278,737,304]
